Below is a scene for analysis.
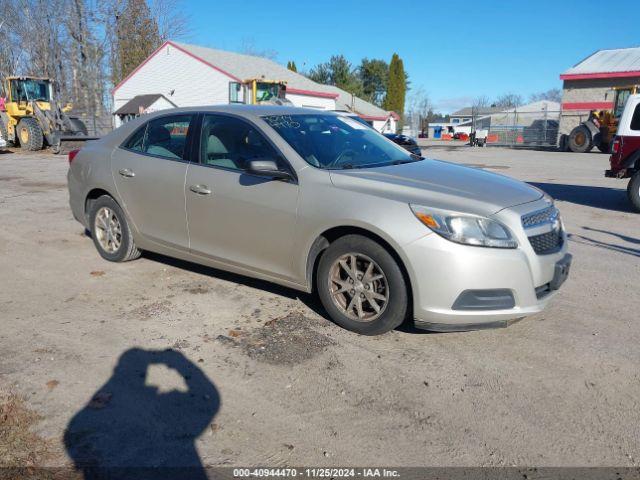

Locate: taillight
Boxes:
[612,137,621,154]
[68,149,80,164]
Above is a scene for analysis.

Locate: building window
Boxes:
[229,82,242,104]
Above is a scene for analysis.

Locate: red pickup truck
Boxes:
[606,94,640,212]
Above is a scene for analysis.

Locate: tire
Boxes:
[17,117,44,151]
[69,117,88,135]
[0,119,14,147]
[89,195,141,262]
[596,142,610,154]
[568,124,593,153]
[316,235,408,335]
[627,171,640,213]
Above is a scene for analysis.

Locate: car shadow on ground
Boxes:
[529,182,633,213]
[64,348,218,480]
[568,228,640,258]
[142,251,328,318]
[142,251,424,334]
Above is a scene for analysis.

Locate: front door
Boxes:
[111,113,195,250]
[185,114,299,281]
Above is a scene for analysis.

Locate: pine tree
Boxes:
[113,0,161,85]
[383,53,406,130]
[287,61,297,72]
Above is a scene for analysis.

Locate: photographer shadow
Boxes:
[64,348,219,480]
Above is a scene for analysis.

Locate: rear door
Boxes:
[185,114,299,281]
[111,113,195,250]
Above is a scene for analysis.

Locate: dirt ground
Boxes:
[1,144,639,469]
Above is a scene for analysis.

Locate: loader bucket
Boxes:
[50,134,99,155]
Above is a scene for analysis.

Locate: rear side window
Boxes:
[122,115,194,160]
[144,115,193,160]
[631,104,640,131]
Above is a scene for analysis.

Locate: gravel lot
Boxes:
[1,145,639,469]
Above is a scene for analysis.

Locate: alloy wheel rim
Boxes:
[328,253,389,322]
[94,207,122,253]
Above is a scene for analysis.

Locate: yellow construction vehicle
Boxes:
[0,76,95,153]
[241,78,291,105]
[568,85,639,153]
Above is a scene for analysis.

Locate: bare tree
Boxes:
[150,0,191,42]
[0,0,192,126]
[473,95,490,110]
[494,92,523,109]
[408,87,433,136]
[529,88,561,103]
[240,37,278,60]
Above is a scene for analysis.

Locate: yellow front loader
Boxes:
[0,76,96,153]
[568,85,639,153]
[241,79,292,105]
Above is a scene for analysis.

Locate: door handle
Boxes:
[118,168,135,178]
[189,184,212,195]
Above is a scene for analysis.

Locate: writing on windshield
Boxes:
[263,114,414,170]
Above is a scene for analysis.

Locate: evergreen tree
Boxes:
[308,55,363,97]
[359,58,389,107]
[383,53,406,130]
[287,61,298,72]
[113,0,161,85]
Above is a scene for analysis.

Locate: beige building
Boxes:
[559,47,640,143]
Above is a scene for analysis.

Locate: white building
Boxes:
[112,41,398,132]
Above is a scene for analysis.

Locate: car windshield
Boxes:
[262,114,421,169]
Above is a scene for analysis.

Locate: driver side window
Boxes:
[200,115,278,171]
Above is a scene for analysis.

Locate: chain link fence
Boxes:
[473,107,561,148]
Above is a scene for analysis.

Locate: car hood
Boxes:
[329,159,543,216]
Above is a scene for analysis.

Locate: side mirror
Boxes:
[247,158,292,180]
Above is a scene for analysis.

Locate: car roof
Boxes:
[148,104,339,118]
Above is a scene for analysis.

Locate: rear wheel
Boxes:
[317,235,408,335]
[17,117,44,151]
[627,171,640,213]
[89,195,141,262]
[568,124,593,153]
[596,142,610,153]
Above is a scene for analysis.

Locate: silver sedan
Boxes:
[67,105,571,335]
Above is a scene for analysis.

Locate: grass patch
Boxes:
[0,391,52,467]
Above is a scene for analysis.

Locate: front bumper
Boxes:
[403,224,570,332]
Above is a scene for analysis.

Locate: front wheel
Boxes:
[89,195,141,262]
[317,235,408,335]
[568,124,593,153]
[17,117,44,151]
[628,172,640,213]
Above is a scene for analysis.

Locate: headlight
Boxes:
[410,204,518,248]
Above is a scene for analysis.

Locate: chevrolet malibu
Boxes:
[68,105,571,335]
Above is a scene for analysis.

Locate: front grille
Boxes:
[521,206,557,229]
[528,230,563,255]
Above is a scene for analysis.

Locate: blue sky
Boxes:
[183,0,640,113]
